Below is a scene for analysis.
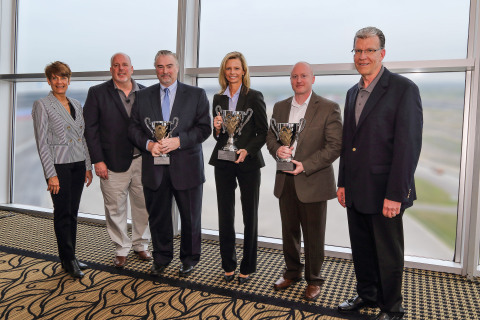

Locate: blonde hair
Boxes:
[218,51,250,94]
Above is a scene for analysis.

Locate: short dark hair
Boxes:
[354,27,385,49]
[44,61,72,80]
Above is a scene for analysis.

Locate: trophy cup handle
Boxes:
[298,118,306,133]
[215,105,226,134]
[169,117,179,137]
[144,117,154,136]
[270,118,280,140]
[237,108,253,136]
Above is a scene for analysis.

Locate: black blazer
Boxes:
[83,79,145,173]
[128,82,211,191]
[208,87,268,171]
[338,68,423,213]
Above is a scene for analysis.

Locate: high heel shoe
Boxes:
[238,274,250,284]
[224,272,235,283]
[75,258,88,270]
[62,259,84,278]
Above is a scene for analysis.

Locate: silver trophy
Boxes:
[215,105,254,162]
[270,118,306,171]
[145,117,179,165]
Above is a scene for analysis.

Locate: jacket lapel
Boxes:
[47,92,76,127]
[169,82,185,121]
[355,68,390,132]
[106,80,130,120]
[296,92,320,148]
[150,84,162,120]
[235,88,248,112]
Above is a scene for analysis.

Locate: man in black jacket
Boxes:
[84,53,151,268]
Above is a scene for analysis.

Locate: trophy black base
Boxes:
[154,156,170,165]
[218,150,238,162]
[277,161,294,171]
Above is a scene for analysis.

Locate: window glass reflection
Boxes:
[199,72,464,261]
[17,0,178,73]
[14,79,158,215]
[199,0,469,66]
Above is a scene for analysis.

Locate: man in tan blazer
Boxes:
[266,61,342,301]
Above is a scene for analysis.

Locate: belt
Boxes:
[133,154,142,159]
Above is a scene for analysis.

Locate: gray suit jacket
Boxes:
[266,91,343,203]
[32,91,92,179]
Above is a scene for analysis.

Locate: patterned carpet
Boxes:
[0,210,479,319]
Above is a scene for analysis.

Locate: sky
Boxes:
[16,0,470,73]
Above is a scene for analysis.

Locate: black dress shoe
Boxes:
[223,273,235,283]
[338,295,376,312]
[179,263,194,277]
[375,312,404,320]
[75,258,88,270]
[63,259,84,278]
[151,263,167,276]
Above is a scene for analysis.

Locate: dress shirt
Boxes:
[223,84,242,111]
[147,80,180,150]
[288,91,312,156]
[160,80,178,114]
[355,65,385,124]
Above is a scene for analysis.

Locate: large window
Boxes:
[200,72,464,261]
[3,0,480,275]
[199,0,469,66]
[17,0,178,73]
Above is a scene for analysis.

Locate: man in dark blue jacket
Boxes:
[337,27,423,320]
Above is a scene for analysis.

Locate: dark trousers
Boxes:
[144,170,203,267]
[50,161,86,261]
[214,165,260,275]
[347,206,405,314]
[279,175,326,285]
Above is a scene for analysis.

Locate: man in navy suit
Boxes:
[84,53,151,268]
[337,27,423,320]
[128,50,211,277]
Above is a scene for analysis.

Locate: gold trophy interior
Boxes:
[216,105,253,162]
[270,118,306,171]
[144,117,179,165]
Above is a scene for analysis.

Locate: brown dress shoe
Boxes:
[273,276,301,291]
[134,250,153,261]
[113,256,127,268]
[304,284,321,301]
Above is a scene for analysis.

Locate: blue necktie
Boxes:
[162,87,170,121]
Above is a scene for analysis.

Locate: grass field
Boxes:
[406,177,457,249]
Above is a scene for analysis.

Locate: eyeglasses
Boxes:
[351,48,382,56]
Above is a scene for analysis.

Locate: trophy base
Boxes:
[218,150,238,162]
[277,161,294,171]
[154,156,170,165]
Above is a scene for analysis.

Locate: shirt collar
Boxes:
[160,80,178,93]
[113,78,140,93]
[292,91,313,108]
[358,65,385,92]
[223,84,242,99]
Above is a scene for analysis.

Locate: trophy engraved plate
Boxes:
[145,117,179,165]
[215,105,253,162]
[270,118,306,171]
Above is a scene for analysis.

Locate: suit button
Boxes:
[78,138,81,142]
[67,126,71,129]
[352,148,356,152]
[69,139,72,142]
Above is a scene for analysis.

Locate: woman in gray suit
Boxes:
[32,61,93,278]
